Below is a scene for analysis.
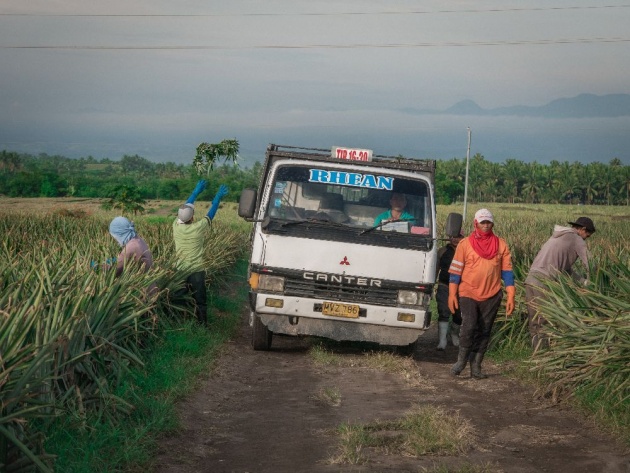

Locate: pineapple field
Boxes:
[1,198,628,472]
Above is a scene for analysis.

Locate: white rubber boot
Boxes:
[450,323,461,347]
[437,321,449,350]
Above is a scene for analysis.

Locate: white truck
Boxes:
[239,144,453,352]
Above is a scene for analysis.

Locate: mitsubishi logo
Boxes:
[339,256,350,265]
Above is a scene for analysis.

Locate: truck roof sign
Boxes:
[309,169,394,190]
[332,146,373,162]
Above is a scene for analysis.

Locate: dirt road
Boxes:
[154,309,629,473]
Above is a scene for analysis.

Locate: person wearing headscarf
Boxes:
[108,216,157,297]
[447,209,515,379]
[173,180,229,326]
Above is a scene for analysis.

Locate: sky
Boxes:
[1,1,630,167]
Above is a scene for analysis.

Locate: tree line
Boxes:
[0,150,628,205]
[0,151,261,202]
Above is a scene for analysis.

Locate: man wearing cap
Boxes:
[173,179,229,326]
[448,209,515,379]
[525,216,595,349]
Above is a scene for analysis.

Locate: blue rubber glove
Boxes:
[186,180,207,204]
[105,257,117,265]
[207,184,229,220]
[90,260,98,270]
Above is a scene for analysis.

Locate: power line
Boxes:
[1,4,630,17]
[2,37,629,50]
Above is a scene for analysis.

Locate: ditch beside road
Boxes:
[154,308,629,473]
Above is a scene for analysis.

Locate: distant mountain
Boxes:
[401,93,630,118]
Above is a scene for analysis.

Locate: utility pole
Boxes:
[463,127,472,223]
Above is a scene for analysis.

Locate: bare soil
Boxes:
[154,309,629,473]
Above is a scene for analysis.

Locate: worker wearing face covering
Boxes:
[447,209,515,379]
[108,216,157,297]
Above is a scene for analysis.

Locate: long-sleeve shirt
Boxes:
[436,244,456,286]
[115,236,154,277]
[114,236,157,298]
[449,237,513,301]
[525,225,589,286]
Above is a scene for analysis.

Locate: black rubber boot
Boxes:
[451,346,472,376]
[470,351,488,379]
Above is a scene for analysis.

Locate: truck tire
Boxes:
[252,312,272,351]
[396,339,419,359]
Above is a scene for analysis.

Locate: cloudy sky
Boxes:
[1,1,629,166]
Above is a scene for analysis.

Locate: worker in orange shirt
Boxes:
[448,209,516,379]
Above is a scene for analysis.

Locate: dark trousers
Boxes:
[185,271,207,325]
[459,291,503,355]
[436,284,462,324]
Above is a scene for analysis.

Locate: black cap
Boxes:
[568,217,596,233]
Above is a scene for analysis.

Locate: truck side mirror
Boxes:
[445,212,463,237]
[238,188,257,219]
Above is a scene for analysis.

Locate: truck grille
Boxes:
[284,277,398,306]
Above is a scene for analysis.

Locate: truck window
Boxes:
[265,164,432,237]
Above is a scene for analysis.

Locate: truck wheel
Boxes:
[397,339,419,359]
[252,312,272,351]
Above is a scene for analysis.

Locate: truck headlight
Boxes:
[397,290,429,306]
[259,274,285,292]
[397,290,420,305]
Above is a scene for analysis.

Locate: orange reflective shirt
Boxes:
[449,237,513,301]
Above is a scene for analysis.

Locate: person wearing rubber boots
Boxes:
[447,209,515,379]
[435,232,464,350]
[173,180,229,326]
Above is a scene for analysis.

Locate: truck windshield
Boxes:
[264,164,433,238]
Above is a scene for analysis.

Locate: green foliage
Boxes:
[101,184,147,215]
[1,148,627,206]
[530,261,630,404]
[43,260,249,472]
[193,139,240,175]
[0,212,246,471]
[435,155,629,206]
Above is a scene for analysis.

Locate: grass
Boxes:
[42,258,250,472]
[312,387,342,407]
[330,405,475,465]
[308,343,430,388]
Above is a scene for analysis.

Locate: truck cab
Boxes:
[239,144,438,351]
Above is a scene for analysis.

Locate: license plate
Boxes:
[322,301,360,318]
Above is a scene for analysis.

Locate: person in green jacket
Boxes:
[374,192,415,227]
[173,180,229,325]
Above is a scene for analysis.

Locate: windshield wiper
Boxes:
[279,215,349,228]
[359,218,415,235]
[279,218,311,228]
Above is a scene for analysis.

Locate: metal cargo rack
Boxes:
[265,144,436,174]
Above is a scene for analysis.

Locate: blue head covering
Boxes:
[109,217,137,246]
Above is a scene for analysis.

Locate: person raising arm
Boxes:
[172,180,229,326]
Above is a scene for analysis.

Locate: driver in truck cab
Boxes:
[374,192,415,226]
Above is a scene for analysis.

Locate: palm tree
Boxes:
[502,159,525,203]
[540,162,561,203]
[521,162,544,203]
[578,164,601,205]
